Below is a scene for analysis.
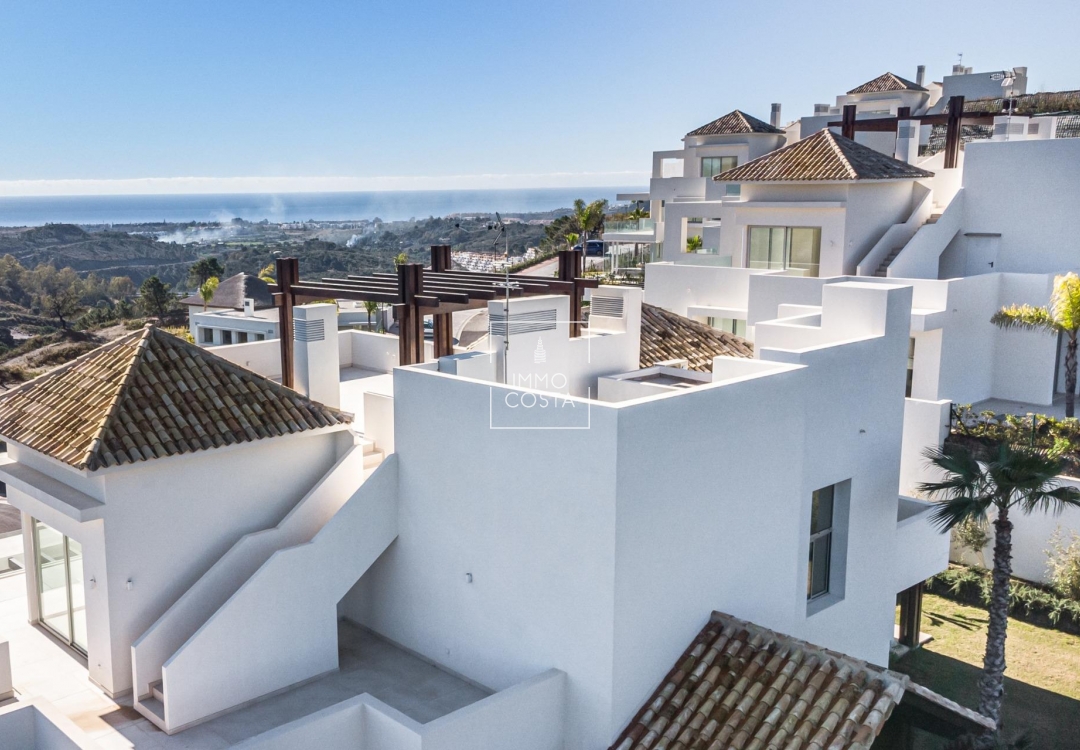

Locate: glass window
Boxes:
[807,485,834,600]
[237,331,248,344]
[906,337,916,397]
[707,317,747,338]
[747,226,820,277]
[221,330,233,345]
[701,156,737,178]
[255,333,265,341]
[200,327,213,344]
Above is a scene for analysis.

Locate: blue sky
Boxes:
[1,0,1077,194]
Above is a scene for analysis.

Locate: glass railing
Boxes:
[604,218,655,233]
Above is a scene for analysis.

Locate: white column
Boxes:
[894,119,919,163]
[293,303,340,408]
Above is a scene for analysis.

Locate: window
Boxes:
[906,337,916,397]
[701,155,737,178]
[807,485,834,600]
[200,327,213,344]
[237,331,248,344]
[255,333,265,341]
[747,226,821,277]
[221,330,233,345]
[707,317,747,338]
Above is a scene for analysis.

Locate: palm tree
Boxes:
[919,442,1080,732]
[363,300,380,331]
[686,235,703,253]
[199,276,219,312]
[564,232,580,250]
[991,272,1080,417]
[571,199,607,245]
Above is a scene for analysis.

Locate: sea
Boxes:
[0,187,645,227]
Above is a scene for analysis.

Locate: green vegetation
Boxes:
[918,442,1080,730]
[929,565,1080,635]
[992,273,1080,417]
[891,593,1080,749]
[138,276,175,320]
[948,406,1080,477]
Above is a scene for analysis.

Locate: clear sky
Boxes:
[1,0,1077,195]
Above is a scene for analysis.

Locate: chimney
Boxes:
[770,103,781,127]
[243,298,255,317]
[814,103,830,115]
[952,63,966,76]
[292,303,340,408]
[916,65,926,87]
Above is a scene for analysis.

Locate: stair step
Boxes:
[874,269,887,278]
[140,694,165,723]
[363,450,384,469]
[150,680,164,703]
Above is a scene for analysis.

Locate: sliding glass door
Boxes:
[747,226,821,277]
[33,520,87,653]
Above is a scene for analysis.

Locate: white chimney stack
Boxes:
[243,298,255,317]
[916,65,926,87]
[770,103,781,127]
[292,303,340,408]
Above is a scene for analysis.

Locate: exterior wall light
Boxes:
[126,579,134,591]
[465,573,473,583]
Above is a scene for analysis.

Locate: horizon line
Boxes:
[0,171,651,198]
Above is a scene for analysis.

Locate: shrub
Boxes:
[1046,527,1080,601]
[954,517,990,554]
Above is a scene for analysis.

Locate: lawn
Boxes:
[890,593,1080,748]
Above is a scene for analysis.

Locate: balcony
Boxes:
[895,496,949,591]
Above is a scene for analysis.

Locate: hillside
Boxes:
[0,224,199,285]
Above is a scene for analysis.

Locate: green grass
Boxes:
[891,593,1080,748]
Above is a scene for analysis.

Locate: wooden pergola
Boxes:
[830,95,1006,169]
[268,246,598,388]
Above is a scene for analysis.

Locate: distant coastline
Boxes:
[0,187,645,227]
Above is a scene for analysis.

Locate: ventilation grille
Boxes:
[490,309,557,336]
[993,122,1026,137]
[1028,122,1040,135]
[897,125,915,140]
[591,295,625,318]
[294,319,326,342]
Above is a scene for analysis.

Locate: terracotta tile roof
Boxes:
[640,304,753,372]
[0,326,349,471]
[716,129,934,183]
[180,272,274,309]
[847,72,927,95]
[687,110,784,137]
[611,612,908,750]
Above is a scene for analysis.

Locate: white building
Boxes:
[181,272,280,346]
[0,276,957,747]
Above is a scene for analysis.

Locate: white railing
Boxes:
[887,189,965,279]
[232,669,566,750]
[856,183,934,276]
[131,443,380,703]
[160,456,399,731]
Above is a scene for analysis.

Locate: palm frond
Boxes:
[1050,272,1080,333]
[991,304,1059,333]
[928,494,995,532]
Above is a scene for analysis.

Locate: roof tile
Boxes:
[688,110,784,137]
[716,129,934,183]
[609,612,909,750]
[847,72,927,95]
[640,304,753,371]
[0,326,350,471]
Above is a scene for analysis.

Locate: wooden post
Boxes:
[841,104,857,140]
[430,245,455,358]
[897,581,924,648]
[275,257,298,389]
[944,95,965,170]
[558,249,585,337]
[396,263,425,366]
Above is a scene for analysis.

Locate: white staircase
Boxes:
[132,439,397,734]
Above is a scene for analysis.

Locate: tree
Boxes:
[919,442,1080,732]
[107,276,136,300]
[992,273,1080,417]
[30,265,83,329]
[394,252,409,266]
[686,235,703,253]
[188,257,225,288]
[564,232,580,250]
[138,276,175,320]
[363,300,380,331]
[199,276,220,311]
[257,263,276,284]
[570,199,608,244]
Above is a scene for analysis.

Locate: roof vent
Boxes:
[490,309,557,336]
[591,295,625,318]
